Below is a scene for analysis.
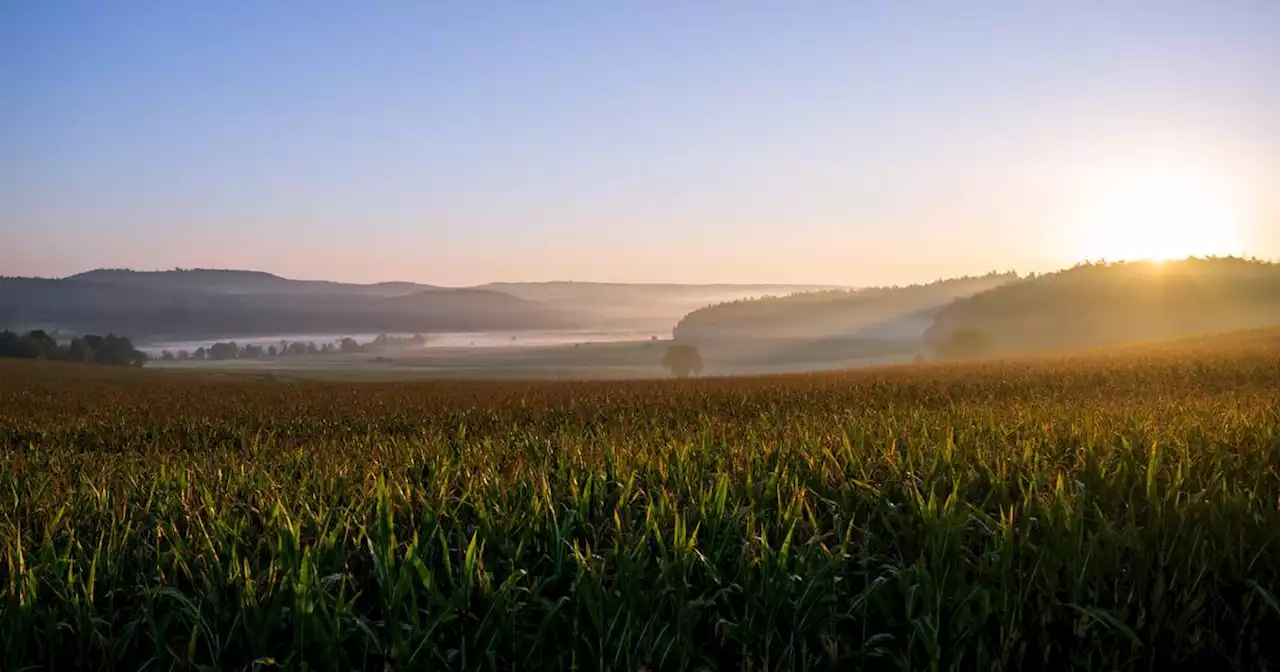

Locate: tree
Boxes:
[267,345,278,357]
[161,350,175,361]
[178,350,190,360]
[306,342,318,355]
[662,344,704,378]
[339,337,362,354]
[0,330,61,359]
[66,337,93,363]
[93,334,146,366]
[193,347,207,361]
[25,330,58,358]
[0,331,40,359]
[208,342,239,360]
[0,331,144,366]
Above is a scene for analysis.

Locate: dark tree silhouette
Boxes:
[0,331,42,359]
[90,334,147,366]
[0,330,145,366]
[662,344,704,378]
[66,338,93,362]
[208,342,239,360]
[26,330,58,357]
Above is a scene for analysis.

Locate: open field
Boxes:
[145,337,918,381]
[145,340,677,381]
[3,329,1280,669]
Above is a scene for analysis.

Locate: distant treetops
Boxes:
[0,330,147,366]
[169,333,429,361]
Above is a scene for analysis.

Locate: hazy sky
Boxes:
[3,2,1278,285]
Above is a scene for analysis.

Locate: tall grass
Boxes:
[2,332,1280,670]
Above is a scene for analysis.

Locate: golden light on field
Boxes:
[1073,166,1246,263]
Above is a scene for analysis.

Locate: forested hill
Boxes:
[673,273,1019,343]
[0,273,573,339]
[52,271,847,333]
[480,281,848,330]
[67,268,442,296]
[925,257,1280,355]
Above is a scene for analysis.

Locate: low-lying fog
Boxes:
[142,329,671,356]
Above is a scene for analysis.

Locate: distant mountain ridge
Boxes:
[1,270,570,339]
[3,268,848,339]
[67,268,442,297]
[12,261,1278,357]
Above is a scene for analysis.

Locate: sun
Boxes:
[1074,167,1245,263]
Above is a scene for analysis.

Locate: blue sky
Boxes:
[3,2,1277,285]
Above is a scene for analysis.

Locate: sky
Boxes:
[3,1,1278,286]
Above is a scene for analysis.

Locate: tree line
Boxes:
[673,272,1020,342]
[0,330,148,366]
[164,333,428,361]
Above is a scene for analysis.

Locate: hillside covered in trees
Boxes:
[483,281,846,330]
[663,273,1018,369]
[925,257,1280,356]
[0,270,575,340]
[674,272,1019,343]
[67,269,442,297]
[0,269,847,340]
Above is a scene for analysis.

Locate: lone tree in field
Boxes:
[662,344,704,378]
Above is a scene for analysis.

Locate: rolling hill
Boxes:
[479,281,848,330]
[67,268,442,296]
[925,257,1280,356]
[664,273,1019,367]
[0,271,573,339]
[674,273,1018,342]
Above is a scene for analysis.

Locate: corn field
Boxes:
[3,330,1280,670]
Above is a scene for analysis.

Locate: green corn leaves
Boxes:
[2,336,1280,669]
